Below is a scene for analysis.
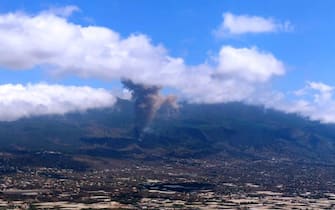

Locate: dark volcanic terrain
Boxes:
[0,99,335,209]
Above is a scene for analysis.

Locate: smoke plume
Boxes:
[122,79,178,139]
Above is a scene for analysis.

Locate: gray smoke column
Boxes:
[122,79,178,139]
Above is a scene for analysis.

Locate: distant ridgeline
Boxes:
[0,99,334,163]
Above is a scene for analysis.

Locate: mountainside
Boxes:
[0,99,335,164]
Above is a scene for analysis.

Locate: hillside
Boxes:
[0,99,334,164]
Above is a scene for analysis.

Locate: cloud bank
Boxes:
[0,10,285,104]
[0,83,116,121]
[0,8,334,124]
[217,46,285,82]
[285,82,335,123]
[250,81,335,123]
[214,12,293,37]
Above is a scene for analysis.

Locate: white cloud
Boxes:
[0,10,185,87]
[0,83,116,121]
[217,46,285,82]
[1,8,335,124]
[179,74,257,104]
[214,12,293,37]
[261,82,335,123]
[308,81,333,93]
[0,10,287,105]
[301,82,334,107]
[293,82,334,103]
[43,5,80,17]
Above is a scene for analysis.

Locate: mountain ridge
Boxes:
[0,99,334,164]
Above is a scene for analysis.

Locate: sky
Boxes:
[0,0,335,123]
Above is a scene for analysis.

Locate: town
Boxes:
[0,152,334,209]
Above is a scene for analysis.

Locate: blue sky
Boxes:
[0,0,334,89]
[0,1,335,122]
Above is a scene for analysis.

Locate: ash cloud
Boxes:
[122,79,178,139]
